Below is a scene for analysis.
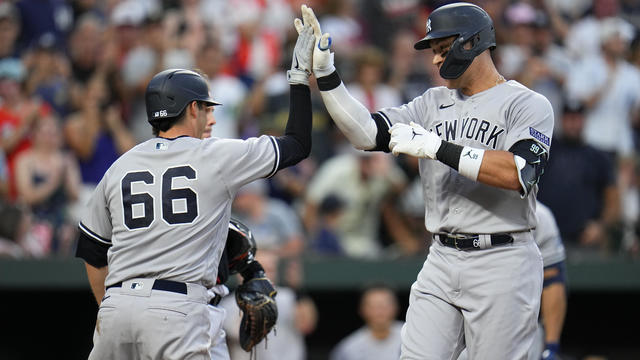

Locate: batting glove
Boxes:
[302,5,335,78]
[287,5,316,86]
[389,122,442,159]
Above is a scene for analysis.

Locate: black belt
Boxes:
[435,233,514,250]
[106,279,187,294]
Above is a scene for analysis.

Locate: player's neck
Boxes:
[458,60,504,96]
[158,122,198,139]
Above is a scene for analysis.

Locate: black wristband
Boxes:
[240,261,266,281]
[316,70,341,91]
[435,141,464,171]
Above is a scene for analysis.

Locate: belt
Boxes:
[434,233,514,250]
[106,279,187,294]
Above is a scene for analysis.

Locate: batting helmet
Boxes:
[414,2,496,79]
[145,69,220,125]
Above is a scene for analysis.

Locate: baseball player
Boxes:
[302,3,553,359]
[74,6,317,359]
[458,200,567,360]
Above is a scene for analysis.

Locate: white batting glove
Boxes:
[287,5,316,86]
[302,5,335,78]
[388,122,442,159]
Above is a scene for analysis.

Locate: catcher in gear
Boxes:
[216,219,279,352]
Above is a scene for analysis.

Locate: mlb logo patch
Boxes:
[529,127,550,146]
[156,142,168,150]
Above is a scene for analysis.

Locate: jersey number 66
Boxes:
[121,165,198,230]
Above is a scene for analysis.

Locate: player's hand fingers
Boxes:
[319,33,332,51]
[294,18,304,34]
[304,5,322,38]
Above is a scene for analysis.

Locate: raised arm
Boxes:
[304,6,379,150]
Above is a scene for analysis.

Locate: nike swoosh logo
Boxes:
[439,103,454,109]
[294,56,300,70]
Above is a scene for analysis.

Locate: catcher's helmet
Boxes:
[145,69,220,125]
[227,218,257,274]
[414,2,496,79]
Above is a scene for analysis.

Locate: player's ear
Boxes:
[188,101,198,118]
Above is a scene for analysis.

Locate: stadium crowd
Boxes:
[0,0,639,267]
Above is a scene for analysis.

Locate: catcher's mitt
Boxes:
[235,277,278,352]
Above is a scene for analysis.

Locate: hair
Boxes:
[152,100,207,136]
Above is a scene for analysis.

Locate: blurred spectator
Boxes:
[109,0,146,66]
[538,102,620,258]
[0,150,7,199]
[380,155,428,257]
[320,0,364,59]
[497,2,538,79]
[67,14,105,84]
[0,58,50,200]
[225,0,282,86]
[0,202,27,258]
[311,193,346,255]
[565,16,640,158]
[23,33,71,117]
[330,283,403,360]
[0,3,21,60]
[518,9,572,131]
[196,39,248,139]
[121,10,196,141]
[14,114,81,255]
[232,179,305,259]
[387,29,435,103]
[303,151,406,258]
[220,249,318,360]
[63,73,135,188]
[347,46,402,112]
[15,0,73,54]
[564,0,622,59]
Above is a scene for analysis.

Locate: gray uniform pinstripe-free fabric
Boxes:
[81,135,279,289]
[380,81,553,360]
[458,200,566,360]
[81,135,278,360]
[534,201,566,267]
[379,80,553,234]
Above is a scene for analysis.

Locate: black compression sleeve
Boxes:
[75,231,109,268]
[316,70,341,91]
[275,84,312,170]
[369,113,392,152]
[435,141,464,171]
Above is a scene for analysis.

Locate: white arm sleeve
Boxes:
[320,82,378,150]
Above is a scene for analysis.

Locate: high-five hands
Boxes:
[300,5,335,78]
[389,122,442,159]
[287,5,317,86]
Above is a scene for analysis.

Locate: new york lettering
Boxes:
[432,117,505,149]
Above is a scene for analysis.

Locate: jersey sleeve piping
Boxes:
[377,111,393,128]
[266,136,280,178]
[79,222,111,244]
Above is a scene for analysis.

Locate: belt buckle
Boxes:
[453,238,461,250]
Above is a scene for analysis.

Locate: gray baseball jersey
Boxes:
[377,81,554,234]
[533,200,566,267]
[79,135,280,289]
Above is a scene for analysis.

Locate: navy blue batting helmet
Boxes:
[414,2,496,79]
[145,69,220,125]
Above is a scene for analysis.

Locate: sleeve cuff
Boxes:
[317,70,342,91]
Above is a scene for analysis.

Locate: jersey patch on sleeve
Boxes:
[529,127,550,147]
